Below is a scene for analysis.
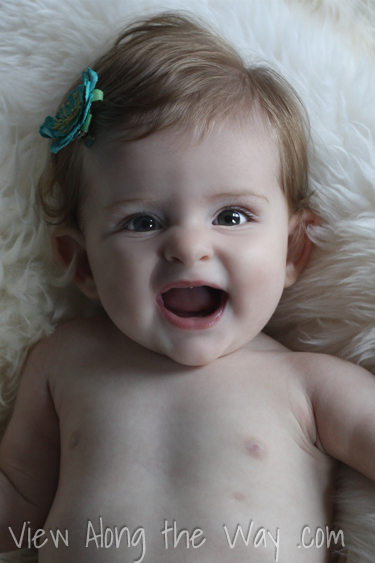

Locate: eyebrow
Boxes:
[103,197,158,214]
[103,190,269,214]
[211,191,269,202]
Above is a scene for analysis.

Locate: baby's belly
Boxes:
[40,432,336,562]
[41,498,334,563]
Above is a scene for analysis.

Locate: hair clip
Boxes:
[39,68,103,154]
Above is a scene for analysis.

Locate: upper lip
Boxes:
[158,280,225,294]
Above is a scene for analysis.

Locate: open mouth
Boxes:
[157,284,227,330]
[161,286,225,317]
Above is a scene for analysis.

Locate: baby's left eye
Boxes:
[213,209,252,226]
[121,214,162,232]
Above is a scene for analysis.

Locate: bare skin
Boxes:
[2,122,375,562]
[0,316,353,563]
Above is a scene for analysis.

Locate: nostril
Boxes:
[166,252,211,265]
[170,255,183,263]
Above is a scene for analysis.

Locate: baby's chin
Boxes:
[109,316,251,366]
[155,340,244,367]
[164,351,219,367]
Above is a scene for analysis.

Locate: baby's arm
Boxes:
[0,339,60,552]
[305,353,375,480]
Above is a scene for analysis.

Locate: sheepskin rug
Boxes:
[1,0,375,561]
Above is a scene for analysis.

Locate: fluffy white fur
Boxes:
[1,0,375,561]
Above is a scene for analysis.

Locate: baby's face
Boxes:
[80,116,295,365]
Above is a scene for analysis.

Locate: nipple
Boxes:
[244,438,266,459]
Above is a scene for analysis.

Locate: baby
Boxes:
[1,11,374,563]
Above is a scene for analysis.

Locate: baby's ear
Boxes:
[52,227,99,300]
[284,209,319,288]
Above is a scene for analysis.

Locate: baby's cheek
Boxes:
[243,243,285,283]
[91,253,129,307]
[237,251,286,315]
[94,255,152,327]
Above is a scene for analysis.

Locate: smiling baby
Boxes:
[1,12,375,563]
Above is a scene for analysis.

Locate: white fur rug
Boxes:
[1,0,375,561]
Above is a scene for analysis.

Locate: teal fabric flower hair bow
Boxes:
[39,68,103,154]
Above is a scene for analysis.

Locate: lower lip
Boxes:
[156,293,227,330]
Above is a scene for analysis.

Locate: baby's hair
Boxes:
[38,11,311,229]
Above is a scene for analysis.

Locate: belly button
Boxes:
[244,438,266,459]
[69,431,81,449]
[232,491,246,502]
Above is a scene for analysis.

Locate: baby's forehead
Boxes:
[87,108,277,166]
[80,116,282,228]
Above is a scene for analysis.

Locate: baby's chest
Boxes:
[56,361,315,489]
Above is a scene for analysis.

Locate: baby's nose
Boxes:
[163,226,213,265]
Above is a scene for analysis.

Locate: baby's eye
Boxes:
[213,209,253,226]
[122,214,162,232]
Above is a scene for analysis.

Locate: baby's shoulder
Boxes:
[246,334,364,387]
[17,317,112,406]
[50,314,115,346]
[284,349,372,398]
[29,315,120,371]
[289,349,358,375]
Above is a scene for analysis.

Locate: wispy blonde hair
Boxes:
[38,12,311,228]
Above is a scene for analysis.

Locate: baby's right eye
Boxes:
[122,214,162,232]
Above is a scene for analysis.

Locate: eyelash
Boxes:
[119,207,255,232]
[213,208,255,226]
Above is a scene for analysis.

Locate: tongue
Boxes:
[162,286,220,317]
